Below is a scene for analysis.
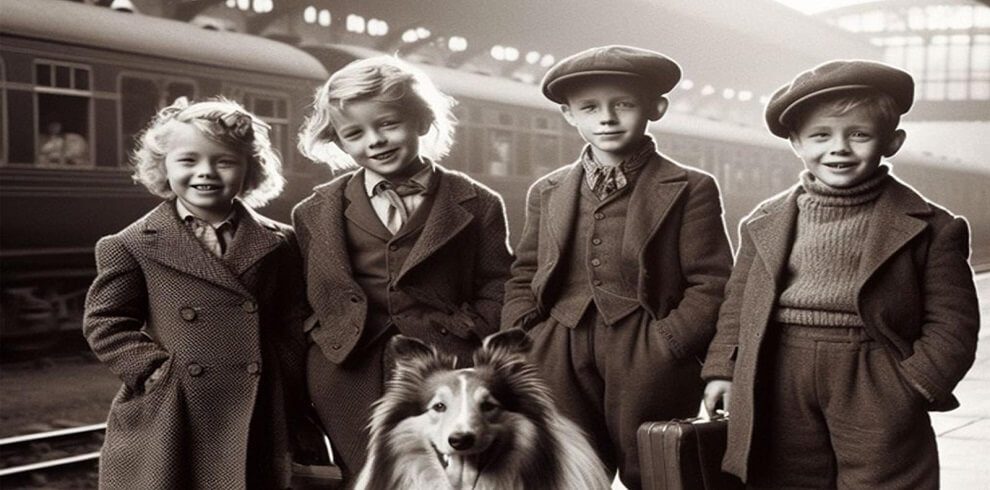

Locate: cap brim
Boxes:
[778,84,874,125]
[545,71,648,103]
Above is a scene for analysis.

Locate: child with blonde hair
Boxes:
[84,97,322,489]
[294,56,513,479]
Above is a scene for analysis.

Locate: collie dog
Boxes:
[353,329,611,490]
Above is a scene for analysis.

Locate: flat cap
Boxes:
[765,59,914,138]
[541,45,681,104]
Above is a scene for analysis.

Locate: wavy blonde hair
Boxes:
[298,56,456,171]
[131,97,285,208]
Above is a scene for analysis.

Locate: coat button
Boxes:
[246,362,261,375]
[241,301,257,313]
[439,327,449,335]
[331,343,341,350]
[349,295,362,303]
[594,212,605,220]
[180,307,197,321]
[187,363,203,376]
[591,258,601,267]
[389,244,398,251]
[592,237,602,245]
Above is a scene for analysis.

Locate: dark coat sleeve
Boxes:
[83,235,169,390]
[900,216,980,405]
[701,210,759,380]
[655,174,735,359]
[500,179,544,330]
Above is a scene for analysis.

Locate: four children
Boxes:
[83,48,980,488]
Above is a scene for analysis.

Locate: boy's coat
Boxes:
[702,176,980,480]
[502,153,734,359]
[293,166,513,365]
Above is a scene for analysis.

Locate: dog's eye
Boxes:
[480,401,498,412]
[431,402,447,412]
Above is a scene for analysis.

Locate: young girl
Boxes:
[84,97,322,489]
[293,56,513,479]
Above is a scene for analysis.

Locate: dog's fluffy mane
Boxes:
[353,329,610,490]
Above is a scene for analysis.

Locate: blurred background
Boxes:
[1,0,987,487]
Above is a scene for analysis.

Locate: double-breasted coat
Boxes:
[501,153,734,361]
[83,200,322,489]
[292,165,513,472]
[701,177,981,481]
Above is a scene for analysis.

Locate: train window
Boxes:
[118,74,199,166]
[530,132,561,177]
[240,91,290,167]
[34,61,93,167]
[487,130,513,176]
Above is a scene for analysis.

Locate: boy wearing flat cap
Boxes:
[702,59,980,488]
[502,45,733,488]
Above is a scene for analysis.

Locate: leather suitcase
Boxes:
[637,418,743,490]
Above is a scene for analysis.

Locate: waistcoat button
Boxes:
[246,362,261,375]
[187,363,203,376]
[241,301,257,313]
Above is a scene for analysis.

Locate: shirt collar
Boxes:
[363,158,436,198]
[175,199,238,229]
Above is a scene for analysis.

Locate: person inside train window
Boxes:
[702,60,981,489]
[83,97,326,489]
[294,56,513,481]
[501,45,734,488]
[38,121,90,166]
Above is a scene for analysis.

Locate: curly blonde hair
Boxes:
[131,97,285,208]
[298,56,456,171]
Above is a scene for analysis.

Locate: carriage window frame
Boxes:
[117,71,199,166]
[223,84,292,169]
[33,59,94,167]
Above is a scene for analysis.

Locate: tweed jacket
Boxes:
[83,200,320,490]
[292,165,513,364]
[701,176,981,481]
[501,152,734,359]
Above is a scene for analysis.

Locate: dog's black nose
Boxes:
[448,432,476,451]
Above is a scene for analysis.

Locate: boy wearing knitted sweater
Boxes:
[702,60,980,488]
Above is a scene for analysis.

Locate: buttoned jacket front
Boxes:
[292,166,513,364]
[701,177,980,480]
[83,200,317,489]
[501,153,734,359]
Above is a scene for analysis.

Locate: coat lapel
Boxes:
[748,187,801,290]
[343,169,393,241]
[398,168,475,280]
[855,179,931,288]
[623,155,688,262]
[543,162,583,264]
[311,177,357,284]
[141,201,251,297]
[222,201,284,279]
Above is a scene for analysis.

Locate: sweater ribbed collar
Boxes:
[799,165,891,207]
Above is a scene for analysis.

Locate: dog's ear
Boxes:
[388,335,437,362]
[481,328,533,357]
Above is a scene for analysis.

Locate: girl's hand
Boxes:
[703,379,732,417]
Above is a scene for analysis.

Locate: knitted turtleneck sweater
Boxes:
[774,166,891,327]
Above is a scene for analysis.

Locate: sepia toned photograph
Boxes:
[1,0,987,488]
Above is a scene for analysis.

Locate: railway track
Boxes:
[0,423,104,484]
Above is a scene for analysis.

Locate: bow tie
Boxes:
[373,179,427,197]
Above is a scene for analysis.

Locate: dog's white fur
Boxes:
[353,330,611,490]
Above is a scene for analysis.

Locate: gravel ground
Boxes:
[0,354,119,438]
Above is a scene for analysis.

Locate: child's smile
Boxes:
[164,122,247,222]
[330,100,427,180]
[561,79,660,166]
